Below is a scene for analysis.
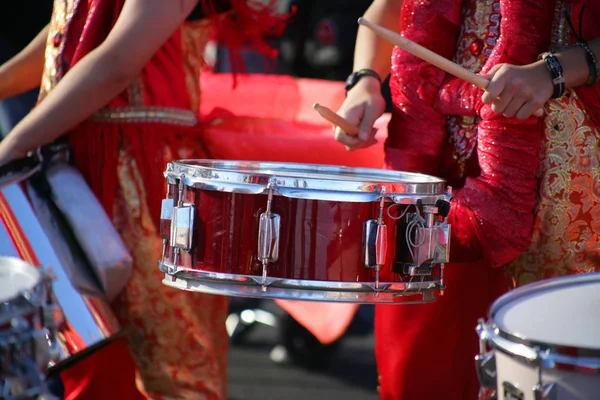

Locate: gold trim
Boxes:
[91,106,198,126]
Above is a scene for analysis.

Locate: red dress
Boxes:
[375,0,600,398]
[39,1,285,398]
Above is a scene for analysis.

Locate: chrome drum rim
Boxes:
[165,160,449,203]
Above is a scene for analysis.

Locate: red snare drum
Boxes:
[159,160,451,304]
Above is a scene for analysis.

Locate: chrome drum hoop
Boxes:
[159,262,441,304]
[165,160,450,204]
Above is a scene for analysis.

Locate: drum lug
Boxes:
[169,176,195,278]
[411,204,451,269]
[258,213,280,264]
[502,382,524,400]
[533,347,556,400]
[475,352,497,392]
[475,319,498,394]
[160,182,175,261]
[363,188,388,291]
[257,183,280,290]
[533,383,556,400]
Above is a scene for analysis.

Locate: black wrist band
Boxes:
[541,52,566,98]
[345,69,382,94]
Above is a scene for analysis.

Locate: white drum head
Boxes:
[494,274,600,349]
[0,257,41,303]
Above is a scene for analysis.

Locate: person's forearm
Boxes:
[353,0,402,79]
[0,25,49,100]
[556,37,600,89]
[0,46,138,155]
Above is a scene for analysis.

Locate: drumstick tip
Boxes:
[312,103,320,110]
[357,17,366,25]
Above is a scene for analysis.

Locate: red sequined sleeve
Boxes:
[386,0,551,268]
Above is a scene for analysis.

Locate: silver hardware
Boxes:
[170,176,195,277]
[413,223,450,266]
[258,214,280,263]
[533,382,556,400]
[171,205,195,251]
[160,183,175,260]
[503,381,524,400]
[257,183,281,290]
[363,188,388,290]
[160,261,442,304]
[476,319,498,391]
[475,352,497,391]
[533,347,557,400]
[165,160,447,204]
[423,205,438,228]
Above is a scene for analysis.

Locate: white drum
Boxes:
[476,273,600,400]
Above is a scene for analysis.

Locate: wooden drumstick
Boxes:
[313,103,359,136]
[357,17,544,118]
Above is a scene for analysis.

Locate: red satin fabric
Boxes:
[58,337,145,400]
[376,0,582,398]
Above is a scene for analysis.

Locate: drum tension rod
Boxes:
[258,181,281,292]
[363,187,388,295]
[172,178,185,273]
[160,163,175,262]
[169,173,196,282]
[374,188,387,291]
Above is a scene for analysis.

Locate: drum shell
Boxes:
[179,189,423,283]
[494,350,600,400]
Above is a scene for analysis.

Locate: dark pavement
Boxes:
[227,300,379,400]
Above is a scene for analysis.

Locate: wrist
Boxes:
[353,75,381,92]
[540,52,566,98]
[552,44,598,90]
[345,68,382,95]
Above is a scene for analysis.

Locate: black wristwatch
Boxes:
[345,69,382,94]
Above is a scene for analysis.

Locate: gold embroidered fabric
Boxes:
[39,0,78,103]
[446,0,499,176]
[505,91,600,287]
[181,16,227,114]
[112,144,228,400]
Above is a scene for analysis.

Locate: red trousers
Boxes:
[58,336,145,400]
[375,261,507,400]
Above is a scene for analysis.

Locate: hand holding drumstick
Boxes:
[356,18,545,118]
[314,102,381,151]
[319,17,548,151]
[313,103,359,136]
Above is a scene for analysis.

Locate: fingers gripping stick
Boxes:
[313,103,359,136]
[357,18,544,118]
